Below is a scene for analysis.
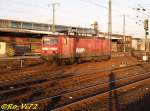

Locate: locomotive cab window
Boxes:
[50,38,58,45]
[43,38,50,45]
[43,37,58,45]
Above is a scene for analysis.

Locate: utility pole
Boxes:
[121,15,127,52]
[48,3,59,33]
[108,0,112,53]
[120,15,129,52]
[123,15,126,52]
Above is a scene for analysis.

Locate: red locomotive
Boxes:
[42,34,111,64]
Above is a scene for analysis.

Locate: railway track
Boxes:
[51,76,150,111]
[0,56,137,83]
[0,63,144,91]
[0,57,43,74]
[0,63,150,111]
[26,71,150,111]
[121,92,150,111]
[0,56,148,111]
[0,63,146,103]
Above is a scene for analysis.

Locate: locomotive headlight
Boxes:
[50,47,58,51]
[42,47,49,50]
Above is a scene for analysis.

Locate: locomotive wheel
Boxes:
[41,55,53,64]
[6,46,15,57]
[69,58,75,64]
[57,59,62,66]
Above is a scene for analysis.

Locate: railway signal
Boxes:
[144,19,149,30]
[143,19,149,61]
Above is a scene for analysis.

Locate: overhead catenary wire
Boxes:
[137,4,150,16]
[80,0,137,23]
[80,0,107,9]
[80,0,123,14]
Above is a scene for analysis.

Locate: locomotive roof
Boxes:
[44,34,107,39]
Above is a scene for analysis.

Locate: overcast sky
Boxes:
[0,0,150,38]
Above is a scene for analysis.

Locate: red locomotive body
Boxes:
[42,34,111,63]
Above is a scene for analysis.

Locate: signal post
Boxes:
[143,19,149,61]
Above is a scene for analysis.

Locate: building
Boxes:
[132,38,143,51]
[100,32,132,52]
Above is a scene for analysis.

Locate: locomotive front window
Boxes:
[51,38,58,45]
[43,38,50,45]
[43,37,58,45]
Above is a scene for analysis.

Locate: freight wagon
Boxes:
[0,36,42,56]
[42,34,111,64]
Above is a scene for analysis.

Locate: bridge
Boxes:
[0,19,96,36]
